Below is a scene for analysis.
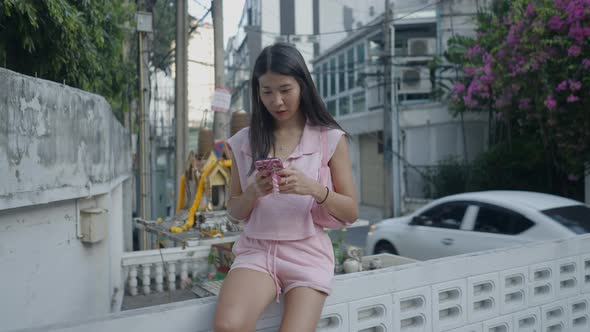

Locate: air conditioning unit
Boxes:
[275,35,288,43]
[398,67,432,94]
[407,38,436,57]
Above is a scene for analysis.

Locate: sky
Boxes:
[186,0,245,124]
[187,0,246,47]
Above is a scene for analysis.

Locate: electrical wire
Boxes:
[243,0,442,37]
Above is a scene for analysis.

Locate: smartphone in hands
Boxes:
[255,158,284,172]
[255,158,284,194]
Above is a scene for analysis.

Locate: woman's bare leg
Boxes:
[279,287,327,332]
[213,268,277,332]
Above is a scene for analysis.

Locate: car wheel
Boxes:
[374,241,398,255]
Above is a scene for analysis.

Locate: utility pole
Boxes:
[212,0,228,140]
[175,0,189,204]
[382,0,393,218]
[137,10,153,221]
[392,54,402,217]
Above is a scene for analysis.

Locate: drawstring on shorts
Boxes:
[266,240,281,303]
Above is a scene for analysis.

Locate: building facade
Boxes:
[225,0,491,219]
[225,0,320,113]
[313,0,491,218]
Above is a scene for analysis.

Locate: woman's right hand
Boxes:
[250,170,273,198]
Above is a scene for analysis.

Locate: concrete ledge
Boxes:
[15,234,590,332]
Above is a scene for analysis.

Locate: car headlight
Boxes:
[368,223,380,236]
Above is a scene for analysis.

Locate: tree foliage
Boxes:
[0,0,137,121]
[448,0,590,184]
[151,0,177,74]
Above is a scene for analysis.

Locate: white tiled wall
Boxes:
[21,235,590,332]
[313,234,590,332]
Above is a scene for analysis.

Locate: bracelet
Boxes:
[316,186,330,205]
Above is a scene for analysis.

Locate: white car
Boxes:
[366,191,590,260]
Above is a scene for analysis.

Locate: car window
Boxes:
[418,203,468,230]
[474,205,535,235]
[542,205,590,234]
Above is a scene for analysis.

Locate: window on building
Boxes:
[356,44,365,87]
[330,58,336,96]
[327,100,336,116]
[339,96,350,116]
[357,44,365,64]
[347,48,354,90]
[368,37,383,65]
[322,63,328,98]
[352,92,365,113]
[338,53,346,93]
[314,72,320,94]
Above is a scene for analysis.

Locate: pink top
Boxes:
[227,123,345,240]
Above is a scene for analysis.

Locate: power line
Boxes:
[192,0,210,11]
[156,5,212,70]
[243,0,441,37]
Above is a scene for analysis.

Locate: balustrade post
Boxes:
[141,264,152,295]
[167,262,177,291]
[128,266,138,296]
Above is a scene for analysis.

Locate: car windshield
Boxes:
[542,205,590,234]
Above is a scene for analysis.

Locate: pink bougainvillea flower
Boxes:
[568,174,579,181]
[463,95,478,108]
[519,98,531,110]
[556,80,568,91]
[544,95,557,110]
[466,45,483,60]
[567,94,580,103]
[452,83,466,93]
[582,59,590,69]
[547,16,564,31]
[569,22,585,43]
[526,2,535,16]
[568,45,581,57]
[569,80,582,91]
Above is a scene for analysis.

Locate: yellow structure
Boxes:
[170,148,232,233]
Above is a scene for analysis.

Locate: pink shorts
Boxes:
[230,231,335,302]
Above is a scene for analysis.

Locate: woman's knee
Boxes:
[213,311,253,332]
[213,318,241,332]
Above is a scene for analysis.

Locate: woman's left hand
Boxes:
[276,166,320,196]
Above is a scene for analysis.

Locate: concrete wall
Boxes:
[360,133,385,207]
[0,68,131,210]
[340,104,488,201]
[19,234,590,332]
[0,68,132,330]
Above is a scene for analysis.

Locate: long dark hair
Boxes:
[248,43,344,173]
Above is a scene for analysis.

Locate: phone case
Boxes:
[255,158,283,172]
[255,158,283,194]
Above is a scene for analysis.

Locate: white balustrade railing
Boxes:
[121,245,211,296]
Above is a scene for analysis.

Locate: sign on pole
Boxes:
[211,87,232,113]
